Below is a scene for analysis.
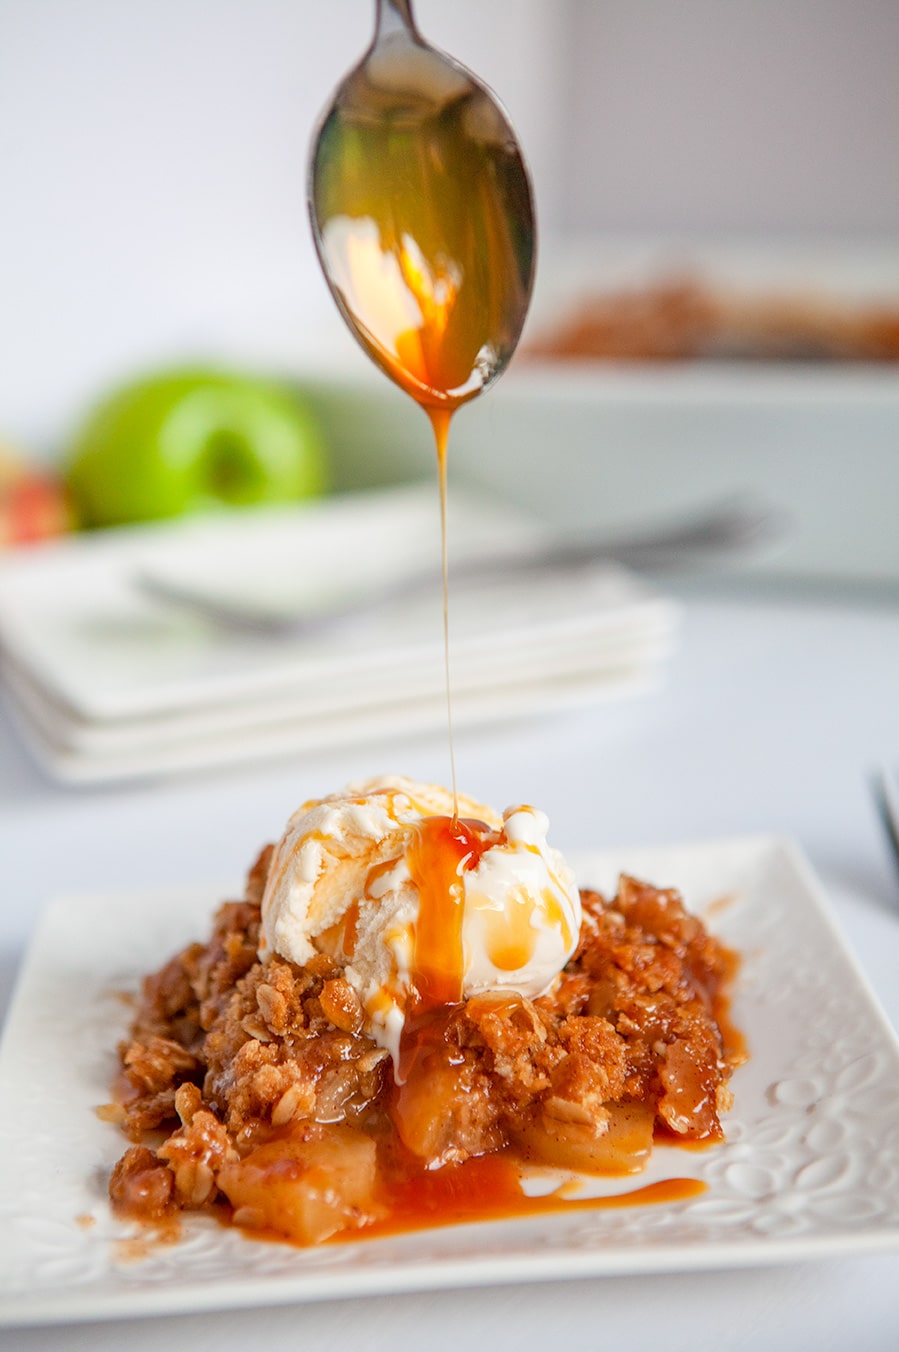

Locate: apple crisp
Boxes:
[107,842,742,1245]
[525,279,899,363]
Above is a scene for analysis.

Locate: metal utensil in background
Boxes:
[134,495,784,639]
[872,765,899,886]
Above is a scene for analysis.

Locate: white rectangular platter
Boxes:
[1,836,898,1327]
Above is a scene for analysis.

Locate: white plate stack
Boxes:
[0,485,679,785]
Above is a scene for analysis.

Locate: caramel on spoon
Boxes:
[308,0,536,417]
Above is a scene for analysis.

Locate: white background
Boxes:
[2,0,898,451]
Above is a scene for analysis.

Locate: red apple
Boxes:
[0,446,70,547]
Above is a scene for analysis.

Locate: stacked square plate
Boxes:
[0,485,679,784]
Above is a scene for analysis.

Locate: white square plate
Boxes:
[2,837,898,1327]
[1,657,662,786]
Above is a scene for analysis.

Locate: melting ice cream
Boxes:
[259,775,581,1063]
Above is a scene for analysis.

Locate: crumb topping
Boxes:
[107,847,743,1245]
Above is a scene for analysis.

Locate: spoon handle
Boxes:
[376,0,417,40]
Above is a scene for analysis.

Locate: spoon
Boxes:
[308,1,537,808]
[307,0,537,416]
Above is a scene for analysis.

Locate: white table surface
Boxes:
[1,584,898,1351]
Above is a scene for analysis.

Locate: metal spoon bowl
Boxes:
[307,0,536,412]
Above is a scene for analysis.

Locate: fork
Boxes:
[134,495,784,639]
[873,765,899,882]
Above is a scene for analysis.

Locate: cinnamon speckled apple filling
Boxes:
[106,841,743,1246]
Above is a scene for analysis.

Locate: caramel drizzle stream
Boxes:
[428,405,457,820]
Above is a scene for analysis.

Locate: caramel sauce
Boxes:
[714,946,748,1068]
[405,815,494,1014]
[482,893,537,971]
[220,1122,705,1249]
[396,816,494,1088]
[480,884,564,973]
[347,1156,705,1243]
[392,1004,458,1088]
[218,1142,707,1250]
[431,407,457,806]
[340,898,361,958]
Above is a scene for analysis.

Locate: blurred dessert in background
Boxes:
[525,278,899,363]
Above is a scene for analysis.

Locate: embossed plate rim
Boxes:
[2,835,898,1327]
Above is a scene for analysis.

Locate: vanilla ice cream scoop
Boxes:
[259,775,581,1064]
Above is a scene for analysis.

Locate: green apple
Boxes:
[66,368,328,528]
